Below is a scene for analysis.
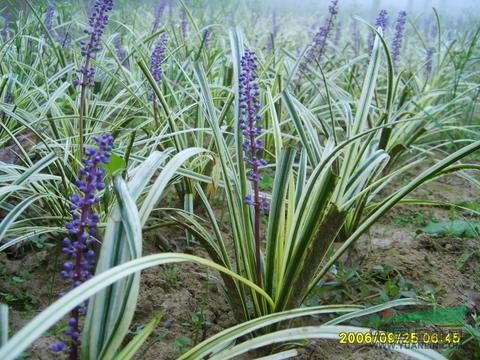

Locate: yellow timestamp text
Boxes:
[338,331,462,345]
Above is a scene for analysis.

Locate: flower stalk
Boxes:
[74,0,114,156]
[239,49,268,286]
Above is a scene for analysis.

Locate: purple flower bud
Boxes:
[60,271,72,279]
[62,247,74,255]
[50,341,65,353]
[68,317,77,327]
[261,197,270,213]
[63,262,74,271]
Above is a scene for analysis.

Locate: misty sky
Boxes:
[269,0,479,15]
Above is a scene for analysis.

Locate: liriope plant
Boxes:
[176,26,480,324]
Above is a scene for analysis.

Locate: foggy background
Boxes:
[264,0,479,16]
[2,1,479,17]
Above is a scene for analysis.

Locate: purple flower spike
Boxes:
[239,49,268,285]
[392,11,407,71]
[75,0,114,87]
[298,0,339,80]
[53,133,113,358]
[1,92,13,117]
[368,9,388,56]
[4,92,13,104]
[240,50,262,184]
[1,12,12,38]
[309,0,338,62]
[351,18,360,56]
[267,10,279,52]
[376,10,389,31]
[425,47,434,76]
[152,0,168,32]
[57,28,72,49]
[203,28,212,49]
[181,0,189,38]
[44,2,55,32]
[423,16,437,43]
[333,20,342,47]
[149,33,168,100]
[114,35,127,66]
[239,49,268,211]
[272,10,279,38]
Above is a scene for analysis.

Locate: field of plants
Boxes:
[0,0,479,359]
